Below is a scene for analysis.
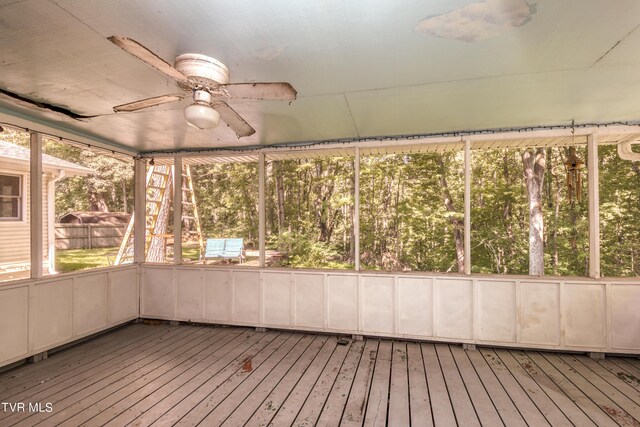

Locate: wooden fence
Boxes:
[55,224,126,249]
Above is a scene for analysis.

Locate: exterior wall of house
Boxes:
[0,168,49,267]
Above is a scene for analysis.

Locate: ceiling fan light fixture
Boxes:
[184,102,220,130]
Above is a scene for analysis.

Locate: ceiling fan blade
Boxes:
[113,94,184,112]
[108,35,191,86]
[221,82,297,101]
[214,102,255,138]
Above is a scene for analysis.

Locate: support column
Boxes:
[134,158,147,263]
[464,139,471,274]
[354,147,361,271]
[30,131,43,278]
[587,134,600,278]
[259,153,266,267]
[173,157,182,265]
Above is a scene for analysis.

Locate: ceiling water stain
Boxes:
[414,0,536,42]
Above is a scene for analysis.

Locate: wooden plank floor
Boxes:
[2,324,640,426]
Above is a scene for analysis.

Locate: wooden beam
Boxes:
[354,147,361,271]
[173,157,182,265]
[30,131,43,278]
[134,158,147,263]
[587,134,600,278]
[259,153,266,267]
[464,139,471,274]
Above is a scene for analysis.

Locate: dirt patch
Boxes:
[242,358,253,372]
[618,371,640,386]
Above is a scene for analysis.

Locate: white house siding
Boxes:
[0,173,49,266]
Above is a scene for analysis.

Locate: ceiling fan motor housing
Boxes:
[174,53,230,89]
[193,89,212,105]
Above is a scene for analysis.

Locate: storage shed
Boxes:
[58,211,131,225]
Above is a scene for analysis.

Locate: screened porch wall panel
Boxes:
[326,274,358,331]
[564,282,606,349]
[477,280,517,343]
[176,268,204,320]
[519,281,561,346]
[262,272,293,326]
[231,271,261,324]
[31,278,74,351]
[109,267,139,323]
[141,265,175,318]
[611,284,640,350]
[0,285,29,363]
[362,276,395,334]
[74,273,108,336]
[293,273,324,329]
[0,265,139,369]
[204,269,232,322]
[140,265,640,354]
[397,277,433,336]
[435,278,474,340]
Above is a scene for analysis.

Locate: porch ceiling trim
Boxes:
[148,125,640,165]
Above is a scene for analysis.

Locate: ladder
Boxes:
[181,166,205,259]
[115,165,172,264]
[115,164,204,264]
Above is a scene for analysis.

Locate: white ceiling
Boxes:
[1,0,640,154]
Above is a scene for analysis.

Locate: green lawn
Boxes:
[55,244,205,274]
[55,247,118,273]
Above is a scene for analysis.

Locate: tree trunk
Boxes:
[275,162,285,232]
[435,155,464,273]
[147,166,172,262]
[122,181,128,213]
[522,148,546,275]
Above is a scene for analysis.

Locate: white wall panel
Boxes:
[520,282,560,346]
[436,279,473,339]
[109,268,138,322]
[232,271,260,324]
[263,272,292,326]
[362,276,394,334]
[142,267,174,318]
[74,273,108,336]
[204,270,232,321]
[398,277,432,336]
[564,283,605,348]
[31,279,73,350]
[294,273,324,328]
[176,269,204,321]
[611,284,640,350]
[0,266,139,369]
[478,280,516,343]
[137,265,640,355]
[0,286,29,362]
[327,275,358,331]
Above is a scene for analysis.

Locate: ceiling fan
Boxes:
[108,36,297,137]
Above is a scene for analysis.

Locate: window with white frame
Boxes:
[0,173,22,220]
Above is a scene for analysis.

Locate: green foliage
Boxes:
[599,145,640,276]
[270,231,352,269]
[4,126,639,277]
[42,140,134,215]
[191,163,259,248]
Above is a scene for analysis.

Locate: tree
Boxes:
[435,155,464,272]
[522,148,546,275]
